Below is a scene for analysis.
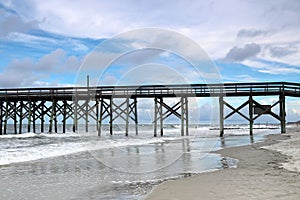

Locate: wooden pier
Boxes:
[0,82,299,136]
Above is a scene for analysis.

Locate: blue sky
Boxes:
[0,0,300,122]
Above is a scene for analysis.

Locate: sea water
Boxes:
[0,124,280,199]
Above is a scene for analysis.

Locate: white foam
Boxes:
[0,132,36,138]
[0,141,86,165]
[83,136,172,152]
[39,132,80,138]
[0,131,172,166]
[0,126,280,166]
[0,132,81,139]
[262,131,300,173]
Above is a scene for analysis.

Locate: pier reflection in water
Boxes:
[0,130,271,199]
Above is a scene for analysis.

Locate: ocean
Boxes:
[0,124,280,199]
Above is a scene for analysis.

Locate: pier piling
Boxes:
[0,82,296,136]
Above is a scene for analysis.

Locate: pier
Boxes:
[0,82,299,136]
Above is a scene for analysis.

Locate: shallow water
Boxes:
[0,125,280,199]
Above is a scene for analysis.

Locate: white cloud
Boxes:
[235,74,258,82]
[7,32,56,44]
[1,0,300,89]
[1,0,299,62]
[74,28,223,87]
[0,48,81,87]
[236,29,268,38]
[242,60,300,75]
[225,43,261,62]
[0,6,38,37]
[260,42,300,66]
[36,48,81,73]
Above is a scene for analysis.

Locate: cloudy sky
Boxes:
[0,0,300,121]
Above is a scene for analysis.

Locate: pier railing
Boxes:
[0,82,299,100]
[0,82,299,136]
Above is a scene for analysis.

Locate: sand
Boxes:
[145,131,300,200]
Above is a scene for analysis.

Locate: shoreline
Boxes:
[145,130,300,200]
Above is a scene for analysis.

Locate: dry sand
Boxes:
[145,131,300,200]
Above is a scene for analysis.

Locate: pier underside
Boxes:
[0,82,299,136]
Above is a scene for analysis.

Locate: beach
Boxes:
[145,129,300,200]
[0,125,279,199]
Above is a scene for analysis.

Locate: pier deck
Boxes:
[0,82,299,136]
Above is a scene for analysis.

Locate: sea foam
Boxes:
[262,130,300,173]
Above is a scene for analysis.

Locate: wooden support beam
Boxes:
[153,97,165,136]
[224,100,250,121]
[19,101,23,134]
[27,101,31,133]
[134,98,138,136]
[153,97,189,136]
[252,100,281,121]
[32,102,36,133]
[103,98,138,136]
[126,98,129,136]
[54,101,58,133]
[181,97,184,136]
[63,100,67,133]
[96,99,99,133]
[49,99,57,133]
[73,99,78,132]
[111,100,128,121]
[102,98,139,136]
[13,101,17,134]
[154,97,157,137]
[161,101,181,119]
[41,101,45,133]
[100,100,110,120]
[249,96,253,136]
[185,97,189,136]
[280,94,286,133]
[159,97,163,136]
[0,82,294,137]
[251,97,285,134]
[219,96,224,137]
[41,102,52,130]
[97,99,112,136]
[110,98,113,135]
[85,100,89,132]
[98,98,104,136]
[0,101,3,135]
[3,102,8,135]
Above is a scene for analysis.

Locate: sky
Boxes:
[0,0,300,122]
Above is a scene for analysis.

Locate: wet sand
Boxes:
[145,131,300,200]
